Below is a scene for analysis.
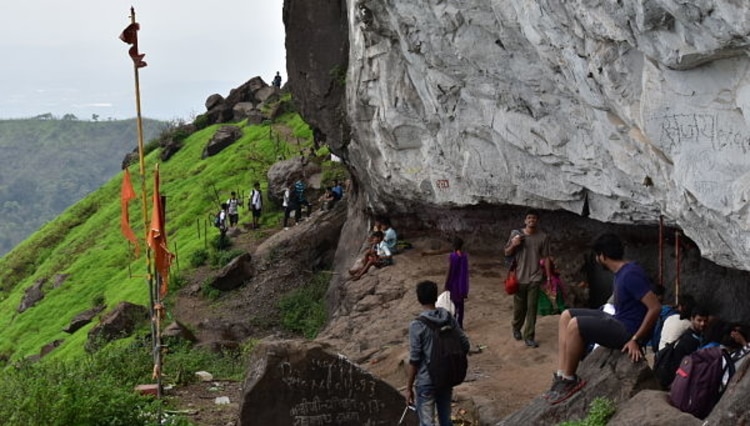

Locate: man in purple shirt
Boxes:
[544,233,661,405]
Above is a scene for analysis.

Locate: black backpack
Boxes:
[653,331,701,389]
[417,316,468,389]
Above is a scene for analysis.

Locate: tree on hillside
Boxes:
[62,113,78,121]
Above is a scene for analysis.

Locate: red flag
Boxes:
[120,169,140,256]
[119,22,147,68]
[147,168,173,297]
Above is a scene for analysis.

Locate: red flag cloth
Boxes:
[119,22,147,68]
[120,169,140,256]
[147,169,173,298]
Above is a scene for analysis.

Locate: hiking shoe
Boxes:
[542,373,563,400]
[513,329,522,341]
[525,339,539,348]
[547,376,586,405]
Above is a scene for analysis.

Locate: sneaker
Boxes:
[512,329,522,341]
[547,376,586,405]
[542,373,563,399]
[525,339,539,348]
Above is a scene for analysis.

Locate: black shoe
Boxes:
[547,375,586,405]
[525,339,539,348]
[542,373,563,399]
[513,329,522,341]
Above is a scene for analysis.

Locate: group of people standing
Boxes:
[216,183,263,235]
[405,207,750,424]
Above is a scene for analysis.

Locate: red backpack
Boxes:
[668,346,734,419]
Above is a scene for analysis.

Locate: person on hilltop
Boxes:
[293,178,310,222]
[226,191,242,228]
[504,209,552,348]
[249,182,263,229]
[444,237,469,329]
[272,71,282,89]
[331,179,344,200]
[281,182,295,230]
[406,280,470,426]
[544,233,661,405]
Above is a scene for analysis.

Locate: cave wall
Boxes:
[283,0,750,320]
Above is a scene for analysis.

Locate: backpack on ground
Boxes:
[653,331,701,389]
[416,316,468,389]
[650,306,679,353]
[669,346,734,419]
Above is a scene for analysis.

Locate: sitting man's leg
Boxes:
[547,308,627,404]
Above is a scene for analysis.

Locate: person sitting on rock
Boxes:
[318,187,336,211]
[729,324,750,369]
[544,233,661,405]
[348,231,392,281]
[375,216,398,254]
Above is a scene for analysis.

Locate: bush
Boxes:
[278,273,329,339]
[209,249,245,268]
[559,397,616,426]
[189,249,209,268]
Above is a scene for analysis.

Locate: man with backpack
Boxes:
[653,306,709,389]
[226,191,242,228]
[406,280,470,426]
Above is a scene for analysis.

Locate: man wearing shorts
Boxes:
[544,233,661,404]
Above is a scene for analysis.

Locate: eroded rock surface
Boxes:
[285,0,750,271]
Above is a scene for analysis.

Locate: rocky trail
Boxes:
[166,219,565,425]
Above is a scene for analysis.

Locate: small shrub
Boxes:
[201,279,221,301]
[559,397,616,426]
[210,249,245,268]
[189,249,209,268]
[210,234,232,251]
[193,113,210,130]
[278,273,329,339]
[143,138,160,155]
[91,294,105,307]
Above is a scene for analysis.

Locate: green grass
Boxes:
[559,397,616,426]
[0,107,322,363]
[278,272,329,339]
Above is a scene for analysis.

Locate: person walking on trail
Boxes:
[217,202,228,237]
[226,191,241,228]
[293,179,310,223]
[249,182,263,229]
[444,237,469,329]
[406,280,470,426]
[543,233,660,405]
[504,209,552,348]
[282,183,295,230]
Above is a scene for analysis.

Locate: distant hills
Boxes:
[0,117,166,256]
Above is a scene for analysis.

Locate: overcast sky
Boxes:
[0,1,286,121]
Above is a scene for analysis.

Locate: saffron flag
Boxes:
[120,169,140,256]
[119,22,147,68]
[147,168,173,298]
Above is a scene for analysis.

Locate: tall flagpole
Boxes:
[125,6,162,409]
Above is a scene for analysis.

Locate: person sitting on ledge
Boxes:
[544,233,661,405]
[348,231,392,281]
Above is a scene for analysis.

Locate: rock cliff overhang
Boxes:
[285,0,750,271]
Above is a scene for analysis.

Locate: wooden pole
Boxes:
[658,215,664,289]
[128,8,161,420]
[675,230,681,305]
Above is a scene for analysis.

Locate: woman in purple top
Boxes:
[445,237,469,328]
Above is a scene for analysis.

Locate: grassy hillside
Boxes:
[0,117,166,255]
[0,109,316,363]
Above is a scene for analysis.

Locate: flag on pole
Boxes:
[147,168,173,298]
[119,21,147,68]
[120,169,140,256]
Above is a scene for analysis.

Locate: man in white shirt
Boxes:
[226,192,241,228]
[250,182,263,229]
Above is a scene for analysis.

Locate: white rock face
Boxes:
[344,0,750,270]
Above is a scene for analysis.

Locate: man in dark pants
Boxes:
[406,280,470,426]
[504,209,551,348]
